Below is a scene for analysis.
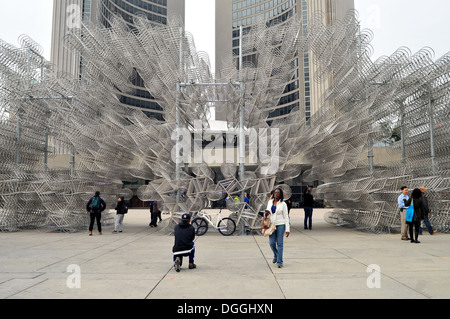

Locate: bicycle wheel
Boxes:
[217,217,236,236]
[192,217,208,236]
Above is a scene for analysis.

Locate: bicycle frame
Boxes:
[194,211,223,230]
[192,210,236,236]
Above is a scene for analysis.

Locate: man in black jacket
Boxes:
[303,186,315,230]
[419,186,437,235]
[173,213,196,272]
[86,191,107,236]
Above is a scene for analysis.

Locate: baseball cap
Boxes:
[181,213,191,221]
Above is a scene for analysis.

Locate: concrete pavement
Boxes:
[0,208,449,299]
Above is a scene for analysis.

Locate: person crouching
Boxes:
[172,213,196,272]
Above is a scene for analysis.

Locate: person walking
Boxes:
[149,200,159,227]
[265,188,290,268]
[303,186,315,229]
[173,213,196,272]
[419,186,437,235]
[403,188,426,243]
[86,191,106,236]
[113,196,127,233]
[397,186,410,241]
[286,199,292,215]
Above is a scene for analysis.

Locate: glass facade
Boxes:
[301,0,310,120]
[99,0,169,121]
[100,0,168,28]
[231,0,302,122]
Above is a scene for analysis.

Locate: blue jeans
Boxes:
[419,214,434,235]
[269,225,285,266]
[304,207,313,229]
[173,243,195,264]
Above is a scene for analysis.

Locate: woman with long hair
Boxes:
[264,188,290,268]
[404,188,426,243]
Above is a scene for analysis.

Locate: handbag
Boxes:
[263,209,276,237]
[261,216,271,229]
[264,224,276,237]
[405,199,414,222]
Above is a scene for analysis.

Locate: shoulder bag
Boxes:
[405,199,414,222]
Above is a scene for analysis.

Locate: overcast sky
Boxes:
[0,0,448,65]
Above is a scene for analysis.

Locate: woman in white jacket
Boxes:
[265,188,290,268]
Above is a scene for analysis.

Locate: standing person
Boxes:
[157,206,162,223]
[286,199,292,215]
[265,188,290,268]
[397,186,410,241]
[149,200,159,227]
[403,188,426,243]
[419,186,437,235]
[113,196,127,233]
[303,187,315,230]
[244,192,250,208]
[86,191,106,236]
[173,213,196,272]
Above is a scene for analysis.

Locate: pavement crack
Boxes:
[252,235,287,299]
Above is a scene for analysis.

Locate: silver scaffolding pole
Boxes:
[238,26,245,199]
[175,27,183,209]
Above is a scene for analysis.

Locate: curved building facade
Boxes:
[215,0,354,123]
[99,0,185,121]
[51,0,185,121]
[99,0,169,29]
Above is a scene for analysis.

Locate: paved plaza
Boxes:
[0,208,449,299]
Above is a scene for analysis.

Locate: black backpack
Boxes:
[121,204,128,214]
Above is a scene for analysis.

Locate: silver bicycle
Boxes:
[191,210,236,236]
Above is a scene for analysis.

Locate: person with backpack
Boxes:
[86,191,106,236]
[113,196,128,233]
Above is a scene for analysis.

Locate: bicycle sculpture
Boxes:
[0,11,449,233]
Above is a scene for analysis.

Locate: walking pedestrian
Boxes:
[265,188,290,268]
[303,187,315,229]
[286,199,292,215]
[403,188,426,243]
[397,186,410,241]
[149,200,159,227]
[419,186,437,235]
[86,191,106,236]
[113,196,127,233]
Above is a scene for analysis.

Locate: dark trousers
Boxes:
[173,247,195,264]
[89,212,102,232]
[408,221,420,242]
[304,207,313,229]
[150,211,158,226]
